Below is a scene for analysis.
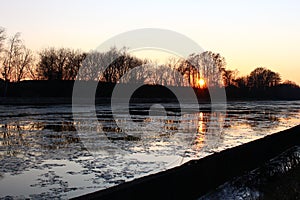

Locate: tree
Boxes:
[233,76,248,88]
[281,80,299,88]
[63,50,86,80]
[0,32,35,96]
[0,27,6,82]
[37,48,85,80]
[164,57,186,86]
[177,58,194,87]
[79,47,124,81]
[79,51,105,81]
[102,47,145,83]
[15,47,34,82]
[0,32,34,82]
[185,51,226,88]
[248,67,281,89]
[222,69,238,87]
[37,48,57,80]
[2,32,22,82]
[0,27,6,53]
[201,51,226,87]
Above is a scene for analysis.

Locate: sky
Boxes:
[1,0,300,83]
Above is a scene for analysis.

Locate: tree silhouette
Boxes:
[103,48,145,83]
[79,47,145,82]
[0,32,34,84]
[233,76,248,88]
[0,27,6,54]
[2,32,22,82]
[248,67,281,89]
[37,48,85,80]
[222,69,238,87]
[0,27,7,82]
[79,51,108,81]
[282,80,299,88]
[183,51,226,88]
[164,57,186,87]
[15,48,34,82]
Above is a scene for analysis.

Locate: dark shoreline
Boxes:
[0,97,299,106]
[72,125,300,200]
[0,80,300,104]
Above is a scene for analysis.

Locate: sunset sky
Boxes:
[1,0,300,83]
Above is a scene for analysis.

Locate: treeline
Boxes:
[0,28,227,88]
[0,27,299,92]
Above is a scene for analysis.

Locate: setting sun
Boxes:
[198,78,206,88]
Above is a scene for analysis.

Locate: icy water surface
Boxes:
[1,101,300,199]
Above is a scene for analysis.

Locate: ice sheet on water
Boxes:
[0,101,300,198]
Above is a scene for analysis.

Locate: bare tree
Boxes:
[248,67,281,89]
[282,80,299,88]
[37,47,84,80]
[222,69,238,87]
[37,47,57,80]
[177,58,196,87]
[15,48,34,82]
[165,57,186,86]
[2,32,22,82]
[80,48,121,81]
[64,50,86,80]
[79,51,105,81]
[184,51,226,88]
[102,47,144,83]
[233,76,248,88]
[0,27,6,83]
[0,32,35,83]
[0,27,6,54]
[199,51,226,87]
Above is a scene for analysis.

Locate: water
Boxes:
[0,101,300,199]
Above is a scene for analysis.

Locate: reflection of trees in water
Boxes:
[192,105,300,155]
[6,104,290,157]
[43,122,76,132]
[0,121,35,157]
[224,106,297,132]
[190,105,297,153]
[1,104,298,166]
[41,121,80,149]
[0,120,80,157]
[95,105,229,155]
[99,116,179,138]
[97,105,181,142]
[96,106,195,155]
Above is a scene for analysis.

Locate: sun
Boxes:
[198,78,206,88]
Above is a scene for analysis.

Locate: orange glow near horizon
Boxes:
[198,78,206,88]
